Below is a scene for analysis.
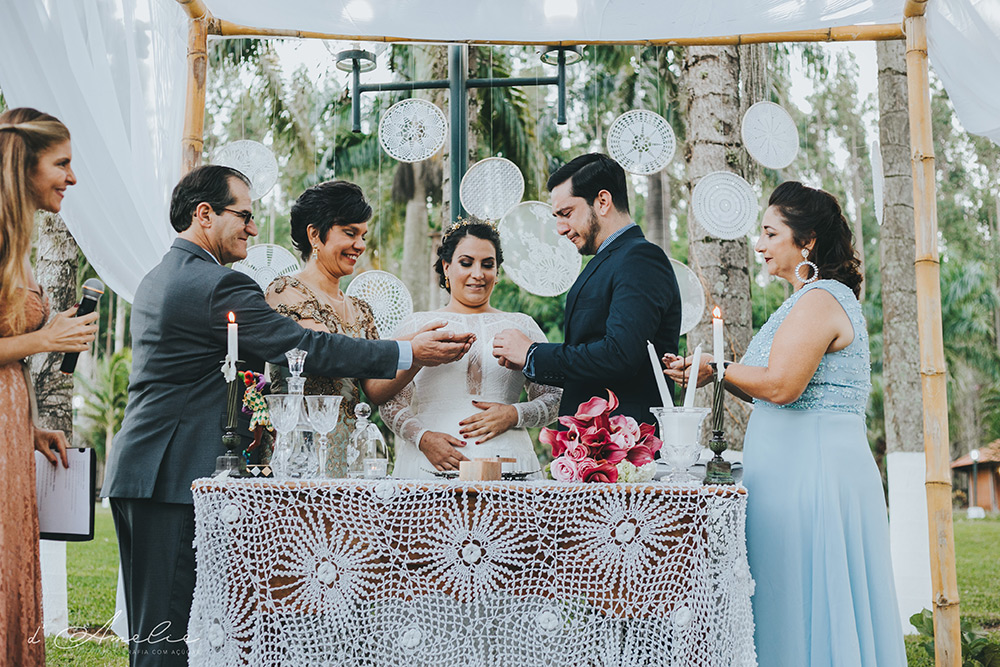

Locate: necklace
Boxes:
[292,276,366,336]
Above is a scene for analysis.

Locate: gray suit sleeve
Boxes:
[210,271,399,379]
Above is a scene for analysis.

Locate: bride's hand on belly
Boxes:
[419,431,469,471]
[459,401,518,444]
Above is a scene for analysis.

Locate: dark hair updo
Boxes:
[768,181,864,298]
[434,219,504,291]
[290,180,372,261]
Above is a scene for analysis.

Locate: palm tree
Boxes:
[76,349,132,481]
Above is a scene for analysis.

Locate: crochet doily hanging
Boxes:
[606,110,676,175]
[497,201,581,297]
[378,99,448,163]
[460,158,525,221]
[691,171,759,240]
[345,270,414,338]
[213,140,279,200]
[669,259,706,336]
[232,244,300,290]
[741,102,799,170]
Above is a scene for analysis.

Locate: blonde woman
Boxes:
[0,108,97,665]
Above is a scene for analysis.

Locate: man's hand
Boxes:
[34,426,70,468]
[492,328,532,371]
[459,401,518,444]
[408,321,475,367]
[418,431,469,471]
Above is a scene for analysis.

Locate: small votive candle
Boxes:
[364,458,388,479]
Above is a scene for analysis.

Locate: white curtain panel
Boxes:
[928,0,1000,145]
[0,0,186,302]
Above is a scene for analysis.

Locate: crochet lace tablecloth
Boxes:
[189,479,756,666]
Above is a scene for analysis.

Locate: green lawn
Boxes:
[45,507,1000,666]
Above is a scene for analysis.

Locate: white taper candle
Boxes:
[683,345,702,408]
[646,341,672,408]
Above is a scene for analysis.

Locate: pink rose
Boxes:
[564,439,591,461]
[550,456,580,482]
[581,460,619,483]
[575,457,600,480]
[609,414,641,449]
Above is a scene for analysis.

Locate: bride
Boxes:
[381,220,561,478]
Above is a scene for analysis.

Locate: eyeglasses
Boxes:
[220,208,254,227]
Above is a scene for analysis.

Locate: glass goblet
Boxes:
[265,394,302,479]
[304,395,343,477]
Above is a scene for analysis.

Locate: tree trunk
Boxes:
[682,45,753,447]
[401,161,430,312]
[114,293,128,353]
[877,37,932,630]
[878,40,924,457]
[850,133,866,301]
[645,171,670,255]
[29,212,78,440]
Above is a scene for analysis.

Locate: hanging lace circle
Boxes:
[378,99,448,163]
[345,270,414,338]
[460,157,525,220]
[213,140,279,200]
[606,110,676,175]
[232,243,301,290]
[691,171,760,240]
[741,101,799,170]
[669,258,706,335]
[498,201,581,297]
[870,140,885,225]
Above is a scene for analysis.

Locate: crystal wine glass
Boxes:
[265,394,302,479]
[304,395,343,477]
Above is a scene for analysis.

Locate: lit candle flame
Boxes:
[713,306,722,319]
[228,312,235,323]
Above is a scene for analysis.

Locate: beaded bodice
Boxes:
[740,280,870,415]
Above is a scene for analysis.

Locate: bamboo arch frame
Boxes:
[175,0,961,662]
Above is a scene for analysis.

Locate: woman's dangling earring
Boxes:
[445,276,451,290]
[794,248,819,284]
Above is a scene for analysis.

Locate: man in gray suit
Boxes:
[101,165,471,666]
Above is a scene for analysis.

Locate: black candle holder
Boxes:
[215,361,247,477]
[704,374,735,485]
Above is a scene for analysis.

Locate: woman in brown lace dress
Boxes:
[0,108,98,665]
[266,181,389,476]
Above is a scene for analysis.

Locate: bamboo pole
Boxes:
[905,15,961,667]
[181,17,208,175]
[905,0,929,18]
[209,19,903,46]
[175,0,210,21]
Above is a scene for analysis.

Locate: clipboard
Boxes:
[35,447,96,541]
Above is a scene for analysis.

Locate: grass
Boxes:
[44,507,1000,666]
[44,506,128,666]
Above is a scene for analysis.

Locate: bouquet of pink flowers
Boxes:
[540,390,662,483]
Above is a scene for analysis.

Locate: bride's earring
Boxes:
[794,248,819,284]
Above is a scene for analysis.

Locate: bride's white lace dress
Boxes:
[382,311,561,478]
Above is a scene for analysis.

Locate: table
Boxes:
[189,479,756,666]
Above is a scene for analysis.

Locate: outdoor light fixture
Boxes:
[335,48,377,73]
[970,449,980,462]
[540,45,582,66]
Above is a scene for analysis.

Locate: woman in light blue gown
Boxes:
[665,181,906,666]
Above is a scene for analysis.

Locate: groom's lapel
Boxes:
[566,248,611,322]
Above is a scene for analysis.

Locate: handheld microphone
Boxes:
[60,278,105,375]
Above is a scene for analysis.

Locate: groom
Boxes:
[493,153,681,425]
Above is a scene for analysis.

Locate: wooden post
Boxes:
[181,17,208,175]
[904,14,962,666]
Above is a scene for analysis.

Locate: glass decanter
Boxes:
[347,403,389,479]
[268,348,320,479]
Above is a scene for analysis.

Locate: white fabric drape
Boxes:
[0,0,186,302]
[928,0,1000,145]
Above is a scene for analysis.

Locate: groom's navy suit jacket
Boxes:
[530,225,680,426]
[101,238,400,504]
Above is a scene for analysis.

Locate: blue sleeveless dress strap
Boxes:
[740,280,906,666]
